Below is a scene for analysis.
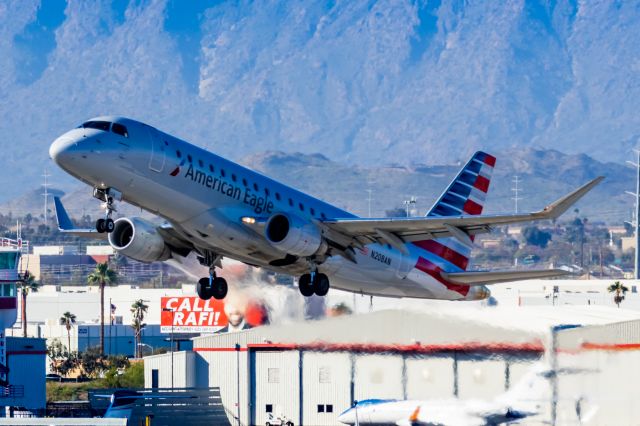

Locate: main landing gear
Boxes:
[93,187,121,233]
[298,272,330,297]
[196,252,228,300]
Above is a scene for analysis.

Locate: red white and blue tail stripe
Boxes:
[427,151,495,218]
[412,152,496,293]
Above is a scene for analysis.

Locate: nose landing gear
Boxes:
[298,271,330,297]
[93,187,121,233]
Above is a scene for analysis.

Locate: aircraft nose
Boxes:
[49,135,76,165]
[337,409,354,424]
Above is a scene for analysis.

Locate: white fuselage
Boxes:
[50,116,486,300]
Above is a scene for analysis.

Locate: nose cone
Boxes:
[337,408,354,425]
[49,135,76,166]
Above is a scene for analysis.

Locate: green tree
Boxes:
[87,262,117,355]
[523,226,552,248]
[80,346,108,378]
[47,339,79,377]
[130,299,148,358]
[608,281,629,308]
[59,311,77,352]
[19,271,39,338]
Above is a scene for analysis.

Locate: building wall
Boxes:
[5,337,46,411]
[251,350,300,426]
[300,351,351,426]
[144,351,195,389]
[354,354,403,401]
[405,357,455,399]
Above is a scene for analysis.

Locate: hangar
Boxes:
[144,306,640,425]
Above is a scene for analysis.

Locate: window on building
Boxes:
[319,366,331,383]
[266,404,273,413]
[267,368,280,383]
[326,405,333,413]
[317,404,325,413]
[151,369,159,389]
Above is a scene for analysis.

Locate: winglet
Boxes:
[54,196,75,230]
[535,176,604,220]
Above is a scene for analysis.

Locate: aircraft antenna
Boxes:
[626,149,640,279]
[511,175,522,214]
[42,169,52,228]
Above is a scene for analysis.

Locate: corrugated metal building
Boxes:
[143,306,640,425]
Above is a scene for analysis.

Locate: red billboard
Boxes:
[160,296,228,333]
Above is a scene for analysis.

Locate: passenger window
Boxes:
[275,193,281,201]
[299,203,304,211]
[112,123,129,137]
[209,164,214,173]
[82,121,111,131]
[253,183,259,191]
[231,174,237,182]
[310,208,315,215]
[221,169,226,177]
[187,155,192,163]
[289,198,293,207]
[198,159,203,167]
[265,188,270,196]
[321,213,327,220]
[176,150,182,158]
[164,140,168,146]
[242,178,248,186]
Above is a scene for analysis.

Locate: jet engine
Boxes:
[265,213,323,257]
[108,217,171,263]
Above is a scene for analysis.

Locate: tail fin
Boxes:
[412,152,495,276]
[427,151,496,217]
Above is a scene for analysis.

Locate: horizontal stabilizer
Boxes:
[53,196,106,239]
[441,269,571,285]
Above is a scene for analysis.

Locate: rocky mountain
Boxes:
[1,0,639,201]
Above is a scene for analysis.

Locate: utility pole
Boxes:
[42,169,51,227]
[404,196,417,217]
[626,149,640,279]
[512,175,522,214]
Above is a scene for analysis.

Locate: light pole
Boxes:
[137,342,154,356]
[162,307,174,389]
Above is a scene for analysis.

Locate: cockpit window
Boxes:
[82,121,111,131]
[112,123,129,137]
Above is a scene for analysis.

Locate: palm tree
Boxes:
[130,299,148,358]
[18,271,39,338]
[59,311,77,352]
[87,262,117,355]
[607,281,629,308]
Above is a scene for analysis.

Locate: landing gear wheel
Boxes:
[314,273,330,296]
[95,218,106,233]
[105,218,115,233]
[211,277,228,300]
[298,274,314,297]
[197,277,212,300]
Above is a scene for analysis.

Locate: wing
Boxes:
[441,269,571,285]
[321,177,603,247]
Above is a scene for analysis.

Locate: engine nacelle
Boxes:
[265,213,323,257]
[108,217,171,263]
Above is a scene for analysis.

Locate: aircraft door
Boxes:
[148,128,165,172]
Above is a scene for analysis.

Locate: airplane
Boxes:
[49,116,603,301]
[336,364,598,425]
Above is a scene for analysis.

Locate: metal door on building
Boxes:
[250,350,300,426]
